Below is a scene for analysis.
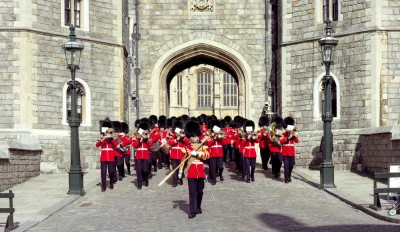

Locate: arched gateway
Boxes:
[150,39,252,118]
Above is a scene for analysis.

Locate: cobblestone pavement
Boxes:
[28,163,400,232]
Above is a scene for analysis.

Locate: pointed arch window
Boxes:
[314,74,340,120]
[67,81,85,122]
[223,72,238,107]
[197,72,212,108]
[62,78,91,126]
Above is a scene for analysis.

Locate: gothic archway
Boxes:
[150,39,252,118]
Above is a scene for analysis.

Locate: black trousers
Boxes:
[187,178,205,215]
[222,144,228,162]
[283,156,295,181]
[136,159,149,187]
[123,154,131,174]
[157,151,164,168]
[170,159,181,186]
[114,156,124,180]
[244,157,256,180]
[209,157,224,182]
[101,161,115,190]
[260,147,271,170]
[271,152,282,176]
[226,144,235,162]
[234,148,242,172]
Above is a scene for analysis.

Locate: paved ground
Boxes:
[3,162,398,232]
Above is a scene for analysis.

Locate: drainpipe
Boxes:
[133,0,140,120]
[265,0,269,104]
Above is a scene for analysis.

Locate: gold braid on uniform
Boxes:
[179,143,209,176]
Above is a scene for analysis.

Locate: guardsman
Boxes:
[258,116,270,171]
[96,128,118,192]
[241,120,260,183]
[280,117,299,183]
[112,121,125,182]
[206,119,225,185]
[119,122,132,176]
[269,116,284,178]
[132,121,153,189]
[178,120,210,219]
[168,120,190,187]
[158,118,172,169]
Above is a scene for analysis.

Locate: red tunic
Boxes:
[168,137,190,160]
[96,138,119,162]
[132,139,153,160]
[181,144,210,179]
[258,128,270,149]
[280,132,299,156]
[241,138,259,158]
[206,138,224,158]
[268,134,282,153]
[118,133,132,155]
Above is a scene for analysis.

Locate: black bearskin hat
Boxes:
[159,115,167,122]
[234,115,241,123]
[181,114,190,125]
[112,121,121,133]
[243,120,255,132]
[184,120,202,138]
[209,119,221,132]
[190,116,198,121]
[138,121,150,131]
[220,119,227,128]
[166,118,173,128]
[229,121,237,128]
[101,121,113,129]
[239,118,247,128]
[258,116,269,127]
[121,122,129,134]
[158,118,166,129]
[172,119,183,132]
[224,116,232,123]
[272,116,283,129]
[134,119,141,127]
[283,116,295,129]
[206,116,214,124]
[149,115,158,125]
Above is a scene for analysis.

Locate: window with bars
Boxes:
[67,81,85,122]
[323,0,339,22]
[64,0,81,27]
[223,73,238,107]
[177,74,183,106]
[197,72,212,108]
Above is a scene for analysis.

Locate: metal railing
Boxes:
[0,190,18,231]
[370,172,400,211]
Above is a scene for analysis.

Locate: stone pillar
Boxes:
[213,69,221,118]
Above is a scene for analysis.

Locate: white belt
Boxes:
[137,148,147,151]
[211,145,222,148]
[282,144,294,147]
[244,146,255,149]
[172,147,182,149]
[192,162,203,165]
[102,148,113,151]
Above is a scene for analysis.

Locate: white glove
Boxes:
[190,151,198,157]
[178,173,182,179]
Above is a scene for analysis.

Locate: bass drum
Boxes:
[161,144,171,154]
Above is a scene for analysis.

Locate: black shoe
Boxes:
[173,184,177,187]
[220,176,224,181]
[285,180,289,183]
[251,177,255,182]
[274,174,279,178]
[179,179,183,185]
[138,185,142,190]
[288,177,292,182]
[197,208,202,214]
[101,189,106,192]
[149,174,153,179]
[144,181,149,187]
[110,185,114,189]
[246,179,250,183]
[188,214,196,219]
[212,181,216,185]
[119,177,123,181]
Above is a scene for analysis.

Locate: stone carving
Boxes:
[190,0,213,12]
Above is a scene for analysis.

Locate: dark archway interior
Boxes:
[166,55,239,100]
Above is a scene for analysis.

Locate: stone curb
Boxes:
[12,176,99,232]
[293,169,400,224]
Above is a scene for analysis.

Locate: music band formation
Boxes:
[95,114,299,218]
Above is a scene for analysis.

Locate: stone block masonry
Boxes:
[0,149,41,192]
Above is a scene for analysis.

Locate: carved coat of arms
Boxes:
[191,0,213,12]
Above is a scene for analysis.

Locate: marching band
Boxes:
[95,113,299,218]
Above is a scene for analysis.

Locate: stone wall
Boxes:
[358,126,400,174]
[0,133,42,192]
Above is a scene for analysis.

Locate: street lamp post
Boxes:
[318,20,338,189]
[62,25,85,196]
